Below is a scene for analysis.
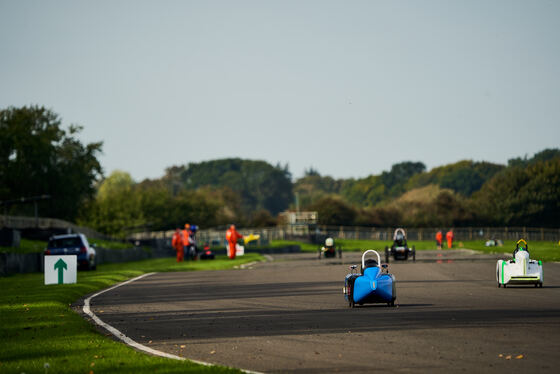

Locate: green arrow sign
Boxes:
[54,258,68,284]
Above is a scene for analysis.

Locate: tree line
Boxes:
[1,106,558,237]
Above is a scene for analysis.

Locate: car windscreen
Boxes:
[48,237,83,248]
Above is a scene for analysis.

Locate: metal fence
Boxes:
[129,225,560,245]
[305,226,560,242]
[0,215,112,240]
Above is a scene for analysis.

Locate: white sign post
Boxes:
[235,244,245,256]
[44,255,77,285]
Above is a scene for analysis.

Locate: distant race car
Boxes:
[343,250,396,308]
[385,228,415,263]
[199,243,215,260]
[497,239,543,288]
[318,237,342,259]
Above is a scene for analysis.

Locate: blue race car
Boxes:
[344,250,396,308]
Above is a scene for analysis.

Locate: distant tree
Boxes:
[340,175,385,206]
[0,106,102,220]
[308,196,357,225]
[80,172,226,236]
[165,158,293,216]
[79,171,145,236]
[97,170,135,200]
[248,209,277,227]
[337,161,425,207]
[304,167,321,177]
[355,206,402,227]
[473,159,560,227]
[380,161,426,196]
[406,160,503,197]
[507,148,560,168]
[294,174,344,208]
[439,168,484,196]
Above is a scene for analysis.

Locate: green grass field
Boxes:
[0,238,143,254]
[459,240,560,262]
[0,254,263,374]
[0,238,48,254]
[271,239,560,262]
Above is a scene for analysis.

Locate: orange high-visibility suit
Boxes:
[435,231,443,249]
[171,229,184,262]
[226,225,243,259]
[446,230,454,249]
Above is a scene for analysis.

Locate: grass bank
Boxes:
[459,240,560,262]
[0,238,142,254]
[0,238,47,254]
[270,239,436,252]
[0,254,263,374]
[271,239,560,262]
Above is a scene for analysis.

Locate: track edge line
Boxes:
[82,271,263,374]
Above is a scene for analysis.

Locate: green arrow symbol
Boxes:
[54,258,67,284]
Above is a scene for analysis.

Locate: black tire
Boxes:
[88,255,96,271]
[503,284,507,288]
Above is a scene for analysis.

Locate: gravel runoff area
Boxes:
[83,250,560,373]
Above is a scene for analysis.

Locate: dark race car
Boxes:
[385,228,415,263]
[199,243,215,260]
[318,237,342,259]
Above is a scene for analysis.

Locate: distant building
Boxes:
[278,211,318,226]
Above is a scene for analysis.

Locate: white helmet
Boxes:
[325,237,334,247]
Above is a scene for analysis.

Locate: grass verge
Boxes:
[0,238,47,254]
[459,240,560,262]
[0,254,263,374]
[271,239,560,262]
[1,238,142,254]
[270,239,436,252]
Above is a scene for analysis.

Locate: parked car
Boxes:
[44,233,96,270]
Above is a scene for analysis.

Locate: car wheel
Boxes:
[88,255,96,271]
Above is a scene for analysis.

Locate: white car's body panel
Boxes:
[497,250,543,287]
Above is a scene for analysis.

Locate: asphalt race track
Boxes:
[86,250,560,373]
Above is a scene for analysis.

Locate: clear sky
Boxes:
[1,0,559,181]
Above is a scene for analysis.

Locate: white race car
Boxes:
[496,239,543,288]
